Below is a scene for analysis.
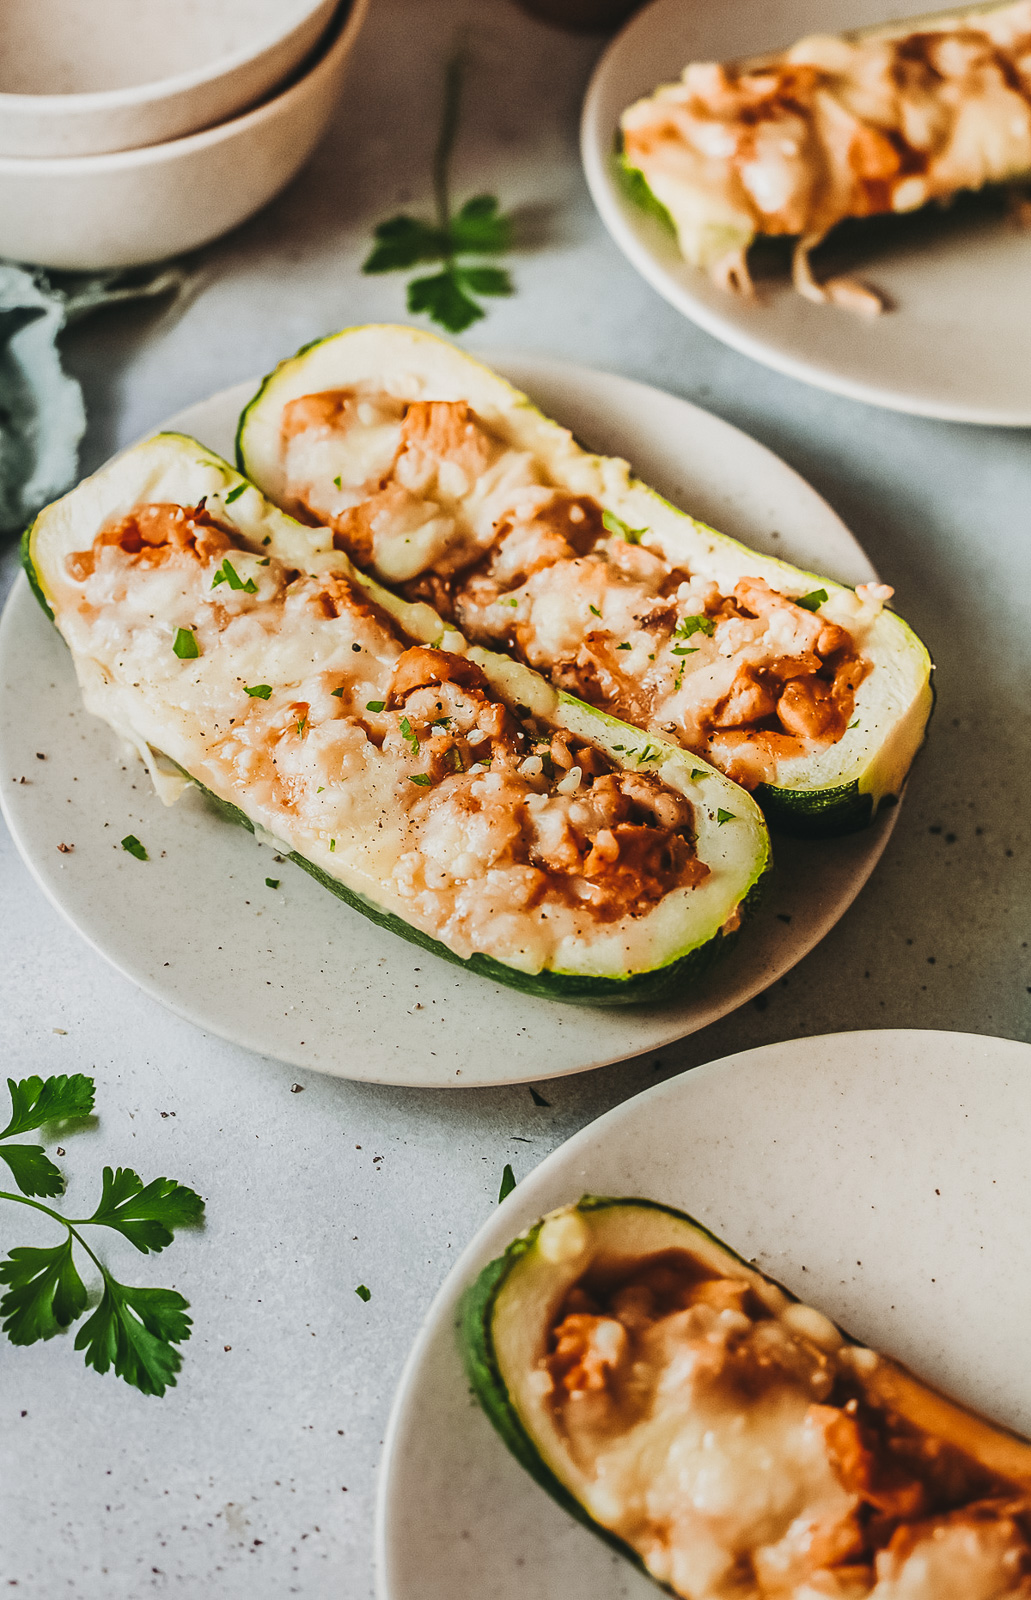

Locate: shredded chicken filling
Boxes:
[61,502,710,964]
[620,0,1031,294]
[279,392,874,790]
[537,1251,1031,1599]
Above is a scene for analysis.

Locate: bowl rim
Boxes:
[0,0,340,119]
[0,0,368,174]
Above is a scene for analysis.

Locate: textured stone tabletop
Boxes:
[1,1,1028,1595]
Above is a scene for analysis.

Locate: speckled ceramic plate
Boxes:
[0,357,896,1086]
[377,1028,1031,1596]
[582,0,1031,426]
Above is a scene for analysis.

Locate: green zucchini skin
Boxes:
[21,443,771,1008]
[236,326,934,841]
[460,1200,659,1579]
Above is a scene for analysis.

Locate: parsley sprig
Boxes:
[363,53,514,334]
[0,1074,202,1396]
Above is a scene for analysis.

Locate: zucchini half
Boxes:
[235,325,933,837]
[23,431,770,1006]
[463,1197,1031,1597]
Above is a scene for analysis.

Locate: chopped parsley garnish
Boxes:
[316,786,325,794]
[399,716,419,755]
[671,645,698,656]
[223,483,247,504]
[675,614,714,640]
[366,700,385,713]
[636,744,659,765]
[329,839,336,852]
[602,509,646,544]
[265,878,279,889]
[355,1284,371,1302]
[796,588,828,612]
[332,687,347,699]
[211,558,257,594]
[432,717,451,730]
[244,684,272,699]
[257,557,270,566]
[262,536,271,546]
[333,476,342,489]
[674,662,686,691]
[716,808,735,825]
[503,597,519,607]
[0,1073,202,1395]
[498,1164,516,1203]
[362,53,514,334]
[172,627,199,660]
[120,835,148,861]
[691,768,708,781]
[847,717,860,730]
[616,642,632,651]
[409,773,433,786]
[445,746,465,773]
[589,604,601,617]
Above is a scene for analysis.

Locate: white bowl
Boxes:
[0,0,341,158]
[0,0,369,270]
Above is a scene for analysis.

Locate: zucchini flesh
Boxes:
[619,0,1031,291]
[24,431,770,1006]
[236,325,933,837]
[463,1197,1031,1598]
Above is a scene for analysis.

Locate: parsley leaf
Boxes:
[363,214,446,273]
[0,1239,87,1344]
[409,773,433,786]
[362,55,515,335]
[399,716,420,755]
[602,509,647,544]
[1,1074,94,1138]
[172,627,199,660]
[449,194,512,254]
[87,1167,203,1255]
[675,614,715,640]
[408,270,483,334]
[332,687,346,698]
[796,588,828,612]
[0,1144,64,1199]
[365,700,385,713]
[244,684,272,699]
[75,1278,191,1397]
[265,877,280,889]
[498,1163,516,1203]
[121,835,148,861]
[589,604,601,618]
[223,482,247,504]
[355,1284,371,1302]
[691,768,708,781]
[717,808,736,825]
[211,558,257,594]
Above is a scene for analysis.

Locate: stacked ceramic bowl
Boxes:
[0,0,369,269]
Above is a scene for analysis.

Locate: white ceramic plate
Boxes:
[582,0,1031,426]
[0,358,895,1088]
[376,1028,1031,1598]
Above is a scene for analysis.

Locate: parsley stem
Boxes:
[0,1189,109,1275]
[433,50,465,239]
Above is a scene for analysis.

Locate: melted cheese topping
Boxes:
[59,502,710,972]
[620,1,1031,284]
[280,393,888,789]
[541,1255,1031,1599]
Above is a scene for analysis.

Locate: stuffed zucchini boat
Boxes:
[619,0,1031,306]
[236,325,933,837]
[23,431,770,1005]
[463,1196,1031,1599]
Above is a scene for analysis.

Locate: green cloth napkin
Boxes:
[0,262,187,538]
